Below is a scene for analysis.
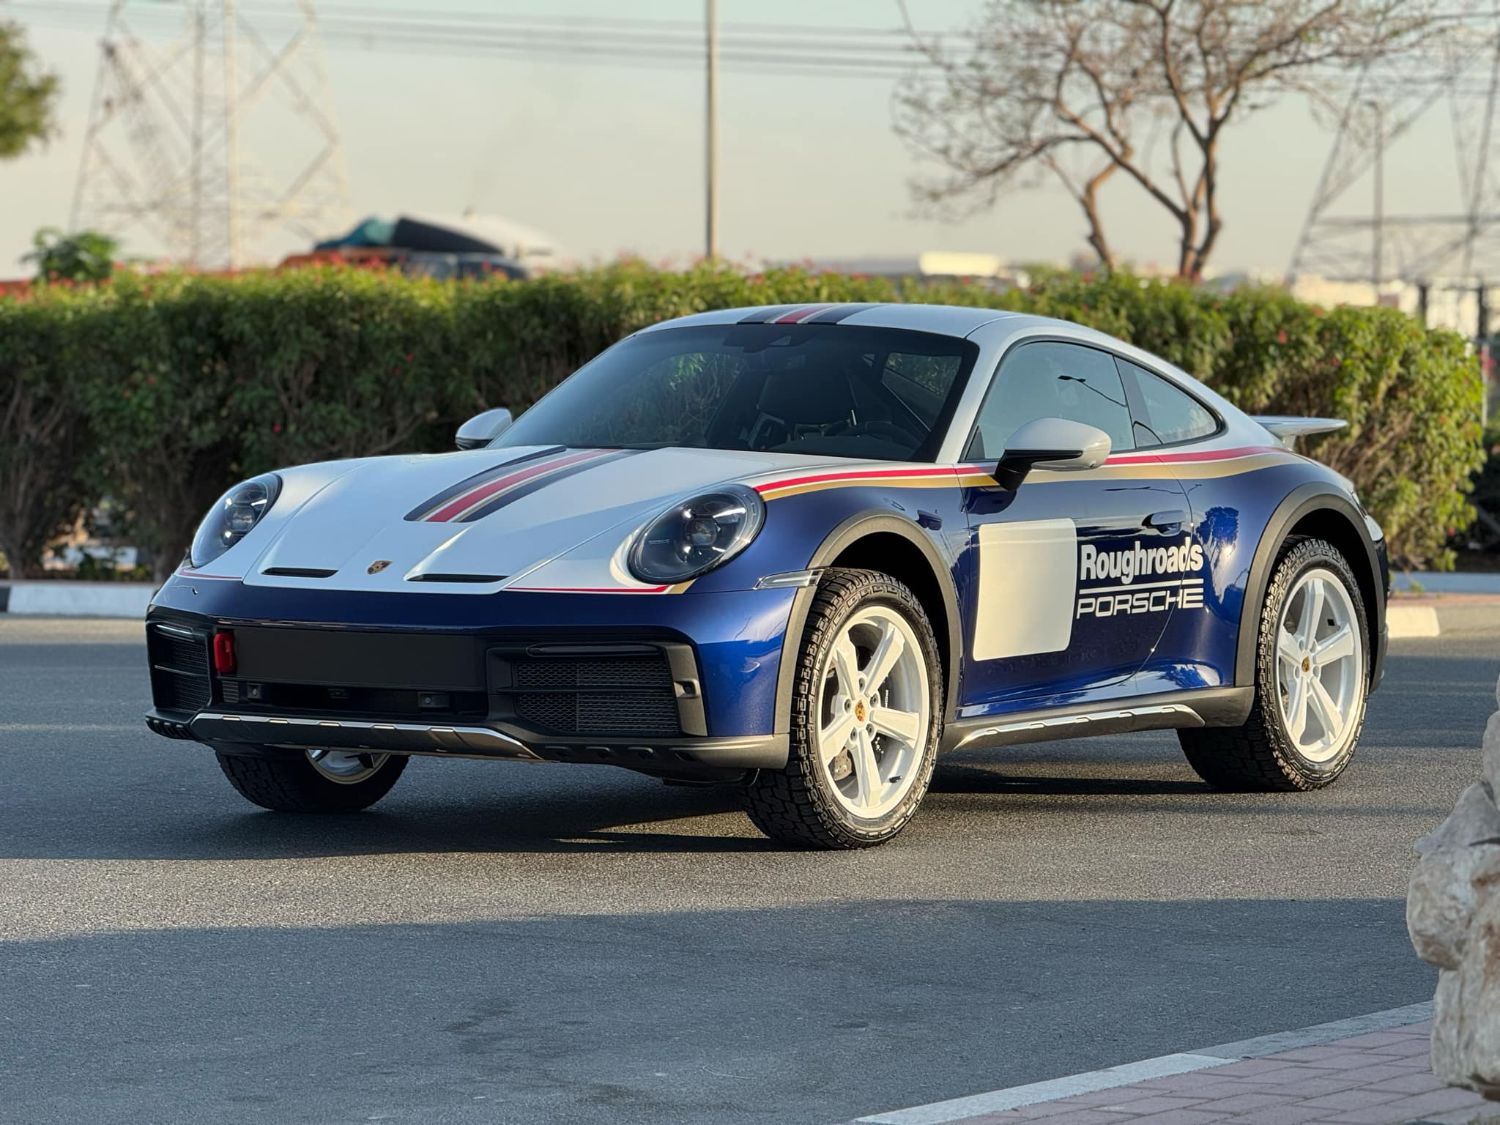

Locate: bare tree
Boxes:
[894,0,1432,279]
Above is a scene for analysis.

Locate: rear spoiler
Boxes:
[1253,415,1348,450]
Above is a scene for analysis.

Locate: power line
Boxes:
[6,0,939,79]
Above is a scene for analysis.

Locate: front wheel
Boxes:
[744,568,942,849]
[1180,537,1369,791]
[215,747,409,812]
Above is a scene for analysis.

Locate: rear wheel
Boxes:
[215,747,408,812]
[744,568,942,848]
[1180,537,1368,791]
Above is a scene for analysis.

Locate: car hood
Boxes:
[226,445,844,594]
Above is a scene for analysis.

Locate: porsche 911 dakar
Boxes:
[144,303,1388,848]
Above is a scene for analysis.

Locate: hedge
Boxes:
[0,262,1486,579]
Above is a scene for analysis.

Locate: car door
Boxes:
[959,340,1194,711]
[1113,355,1243,692]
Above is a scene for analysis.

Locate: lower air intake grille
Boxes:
[147,624,212,714]
[515,656,673,692]
[503,651,682,737]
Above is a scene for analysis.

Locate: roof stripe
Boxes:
[736,304,802,324]
[773,304,833,324]
[805,303,882,323]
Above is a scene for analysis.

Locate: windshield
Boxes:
[494,323,979,462]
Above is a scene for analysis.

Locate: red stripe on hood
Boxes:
[425,449,606,522]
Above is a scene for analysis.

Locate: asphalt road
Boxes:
[1,617,1496,1125]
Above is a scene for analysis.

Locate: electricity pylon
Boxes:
[1290,10,1500,284]
[70,0,351,269]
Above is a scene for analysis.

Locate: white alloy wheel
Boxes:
[1274,567,1365,763]
[816,605,932,819]
[305,749,390,785]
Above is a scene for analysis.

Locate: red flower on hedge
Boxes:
[272,423,282,434]
[1276,330,1288,345]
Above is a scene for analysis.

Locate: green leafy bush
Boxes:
[0,261,1484,577]
[0,286,94,577]
[1470,424,1500,552]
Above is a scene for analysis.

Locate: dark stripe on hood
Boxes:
[456,448,643,522]
[404,446,565,522]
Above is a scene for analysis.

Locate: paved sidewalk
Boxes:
[859,1006,1497,1125]
[1391,572,1500,596]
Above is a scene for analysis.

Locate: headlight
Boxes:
[189,473,282,568]
[628,485,765,584]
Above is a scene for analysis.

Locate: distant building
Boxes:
[770,251,1026,288]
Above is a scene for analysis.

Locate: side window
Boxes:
[965,341,1135,460]
[1117,358,1219,447]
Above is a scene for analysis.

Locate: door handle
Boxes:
[1144,509,1189,531]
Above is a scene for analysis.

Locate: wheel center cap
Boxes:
[1301,655,1312,674]
[854,700,867,723]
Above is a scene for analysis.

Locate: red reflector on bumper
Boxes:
[213,631,237,675]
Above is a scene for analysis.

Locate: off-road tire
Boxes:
[744,568,943,848]
[1179,537,1369,791]
[215,748,408,812]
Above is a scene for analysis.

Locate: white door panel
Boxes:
[972,518,1078,660]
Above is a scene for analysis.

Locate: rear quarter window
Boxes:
[1117,358,1219,447]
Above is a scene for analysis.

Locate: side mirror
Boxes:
[993,417,1111,489]
[455,407,513,451]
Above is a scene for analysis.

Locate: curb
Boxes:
[1388,603,1442,638]
[0,581,155,618]
[852,1002,1435,1124]
[1393,592,1500,639]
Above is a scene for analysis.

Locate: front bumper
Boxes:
[144,578,797,774]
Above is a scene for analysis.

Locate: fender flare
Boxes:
[771,513,965,734]
[1235,483,1387,690]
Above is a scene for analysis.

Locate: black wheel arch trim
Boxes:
[772,512,965,735]
[1235,483,1387,692]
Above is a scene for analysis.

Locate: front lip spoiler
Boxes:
[190,711,541,759]
[164,709,790,772]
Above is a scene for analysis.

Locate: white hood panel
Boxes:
[240,446,839,594]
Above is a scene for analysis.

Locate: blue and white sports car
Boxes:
[145,302,1388,848]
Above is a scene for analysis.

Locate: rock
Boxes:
[1416,782,1500,855]
[1412,675,1500,1103]
[1432,969,1466,1088]
[1433,894,1500,1100]
[1484,712,1500,794]
[1409,844,1500,969]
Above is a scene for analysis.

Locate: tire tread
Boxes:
[1180,537,1368,792]
[743,568,941,849]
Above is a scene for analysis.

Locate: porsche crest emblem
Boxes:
[367,560,392,574]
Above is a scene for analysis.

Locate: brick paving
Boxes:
[948,1022,1496,1125]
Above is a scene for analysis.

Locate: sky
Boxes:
[0,0,1468,278]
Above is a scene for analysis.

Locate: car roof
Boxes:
[638,302,1146,349]
[637,302,1035,338]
